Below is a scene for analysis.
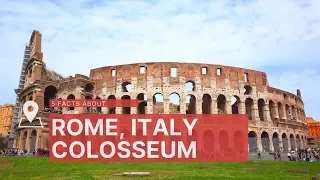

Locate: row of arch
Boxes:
[248,131,306,152]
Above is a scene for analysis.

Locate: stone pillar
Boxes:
[269,135,274,152]
[211,99,218,114]
[164,98,170,114]
[253,102,260,122]
[101,107,108,114]
[257,135,262,152]
[278,135,283,152]
[196,99,202,114]
[273,104,279,119]
[130,107,137,114]
[116,107,122,114]
[239,101,246,114]
[25,130,31,153]
[287,137,291,151]
[288,106,292,120]
[264,103,271,121]
[147,98,153,114]
[226,100,232,114]
[179,98,186,114]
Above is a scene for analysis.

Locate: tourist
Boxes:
[257,150,261,159]
[273,152,277,160]
[277,151,281,161]
[287,152,291,161]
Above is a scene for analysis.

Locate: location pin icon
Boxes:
[23,101,39,123]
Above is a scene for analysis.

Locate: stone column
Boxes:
[278,135,283,152]
[226,100,232,114]
[130,107,137,114]
[116,107,122,114]
[25,130,31,153]
[264,103,271,122]
[253,102,260,122]
[257,135,262,152]
[239,101,246,114]
[196,99,202,114]
[146,98,153,114]
[164,98,170,114]
[179,97,186,114]
[273,104,279,119]
[288,106,292,120]
[211,99,218,114]
[287,137,291,151]
[101,107,108,114]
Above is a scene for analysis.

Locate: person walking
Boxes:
[277,151,281,161]
[287,152,291,161]
[273,152,277,160]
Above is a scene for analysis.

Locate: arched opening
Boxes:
[285,104,290,120]
[153,93,164,114]
[217,95,226,114]
[289,134,295,151]
[282,133,288,152]
[122,81,132,92]
[203,130,214,152]
[169,93,180,113]
[231,95,240,114]
[219,130,228,151]
[121,95,131,114]
[67,94,75,110]
[292,106,297,120]
[44,86,57,109]
[278,102,284,119]
[245,98,254,120]
[96,96,102,113]
[261,131,269,152]
[244,85,252,95]
[137,93,147,114]
[272,132,280,152]
[84,83,94,93]
[202,94,212,114]
[186,94,196,114]
[269,100,276,119]
[184,81,195,91]
[107,95,116,114]
[258,99,265,121]
[234,131,245,156]
[296,134,301,149]
[85,96,92,112]
[29,130,37,152]
[248,131,257,152]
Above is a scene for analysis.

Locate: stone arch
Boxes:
[269,100,276,119]
[248,131,257,152]
[261,131,269,152]
[217,95,226,114]
[67,94,75,110]
[278,102,284,119]
[169,93,180,113]
[219,130,228,151]
[203,130,214,152]
[282,133,288,152]
[122,81,132,92]
[272,132,280,152]
[153,93,164,114]
[202,94,212,114]
[137,93,147,114]
[84,83,94,93]
[44,85,57,109]
[29,130,37,152]
[289,134,295,151]
[107,95,116,114]
[245,98,254,120]
[244,85,252,95]
[186,94,196,114]
[258,99,265,121]
[184,81,195,91]
[231,95,240,114]
[121,95,131,114]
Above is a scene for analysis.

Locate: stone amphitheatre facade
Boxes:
[11,30,308,154]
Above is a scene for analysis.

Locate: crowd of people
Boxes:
[257,147,320,161]
[0,148,49,157]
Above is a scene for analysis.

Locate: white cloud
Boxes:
[0,0,319,118]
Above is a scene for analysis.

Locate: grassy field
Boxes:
[0,157,320,180]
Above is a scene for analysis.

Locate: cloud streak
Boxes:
[0,0,319,118]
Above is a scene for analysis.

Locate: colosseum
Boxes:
[9,30,308,154]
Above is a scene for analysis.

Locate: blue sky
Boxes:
[0,0,319,120]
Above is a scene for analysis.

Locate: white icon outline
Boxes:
[18,101,44,128]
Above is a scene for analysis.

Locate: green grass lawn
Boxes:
[0,157,319,180]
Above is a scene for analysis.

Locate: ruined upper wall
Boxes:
[90,62,269,91]
[29,30,43,61]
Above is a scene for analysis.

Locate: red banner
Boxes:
[49,99,140,107]
[49,114,248,162]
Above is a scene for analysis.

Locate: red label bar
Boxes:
[50,99,140,107]
[49,114,248,162]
